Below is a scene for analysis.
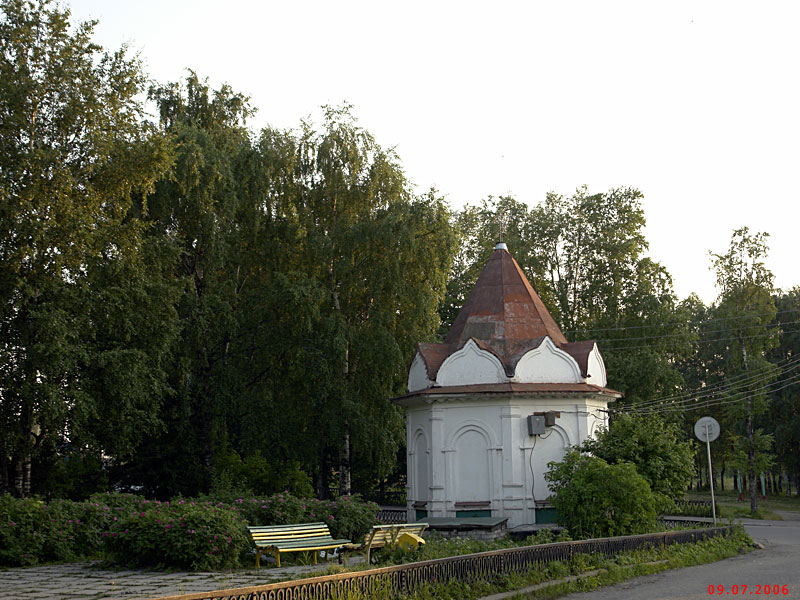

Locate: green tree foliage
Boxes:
[278,105,457,493]
[580,413,695,510]
[708,228,778,510]
[441,189,694,403]
[115,72,283,497]
[767,287,800,491]
[545,449,658,538]
[0,0,176,496]
[112,87,457,498]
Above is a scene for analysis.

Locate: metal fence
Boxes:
[328,489,406,507]
[672,499,718,518]
[148,525,734,600]
[376,508,407,524]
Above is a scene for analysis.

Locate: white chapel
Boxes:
[394,243,621,528]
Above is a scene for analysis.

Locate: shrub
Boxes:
[545,449,658,538]
[209,491,379,542]
[102,498,250,570]
[0,490,378,569]
[580,413,695,511]
[0,495,113,566]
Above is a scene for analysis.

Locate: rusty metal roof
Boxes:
[559,340,596,377]
[418,246,596,380]
[445,247,567,360]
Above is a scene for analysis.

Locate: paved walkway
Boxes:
[0,556,365,600]
[3,516,797,600]
[558,514,800,600]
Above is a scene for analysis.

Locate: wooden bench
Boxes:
[342,523,428,564]
[247,522,351,568]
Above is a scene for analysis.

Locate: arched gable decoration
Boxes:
[513,337,582,383]
[408,352,433,392]
[586,344,607,387]
[436,339,506,387]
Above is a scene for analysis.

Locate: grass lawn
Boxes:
[687,487,800,520]
[315,527,755,600]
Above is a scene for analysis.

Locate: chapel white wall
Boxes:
[405,396,609,528]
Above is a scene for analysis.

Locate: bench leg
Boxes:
[255,548,261,568]
[313,551,317,565]
[273,549,281,568]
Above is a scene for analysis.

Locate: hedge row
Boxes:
[0,492,379,570]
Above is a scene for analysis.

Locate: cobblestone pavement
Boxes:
[0,556,365,600]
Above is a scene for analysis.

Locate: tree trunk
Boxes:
[339,431,351,496]
[317,445,329,499]
[740,338,758,513]
[0,447,7,496]
[22,458,31,498]
[721,464,726,491]
[14,459,23,498]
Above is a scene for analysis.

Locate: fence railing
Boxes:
[377,508,407,524]
[672,499,718,518]
[328,488,406,507]
[148,525,734,600]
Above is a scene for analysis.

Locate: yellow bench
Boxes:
[247,522,351,568]
[342,523,428,564]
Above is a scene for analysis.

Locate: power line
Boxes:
[614,372,800,415]
[618,357,798,411]
[562,308,800,336]
[593,319,800,344]
[599,330,781,353]
[626,355,800,409]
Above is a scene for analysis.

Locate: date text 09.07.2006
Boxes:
[709,585,789,595]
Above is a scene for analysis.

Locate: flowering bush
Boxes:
[102,499,250,570]
[209,492,379,542]
[0,495,116,566]
[1,491,378,569]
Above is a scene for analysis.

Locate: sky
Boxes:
[66,0,800,304]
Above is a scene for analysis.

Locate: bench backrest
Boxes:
[248,522,332,545]
[366,523,428,546]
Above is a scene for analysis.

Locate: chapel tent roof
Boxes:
[417,245,596,380]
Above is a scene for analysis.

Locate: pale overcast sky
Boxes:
[67,0,800,304]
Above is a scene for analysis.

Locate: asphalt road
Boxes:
[559,517,800,600]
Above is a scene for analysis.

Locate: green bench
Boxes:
[343,523,428,564]
[247,522,351,568]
